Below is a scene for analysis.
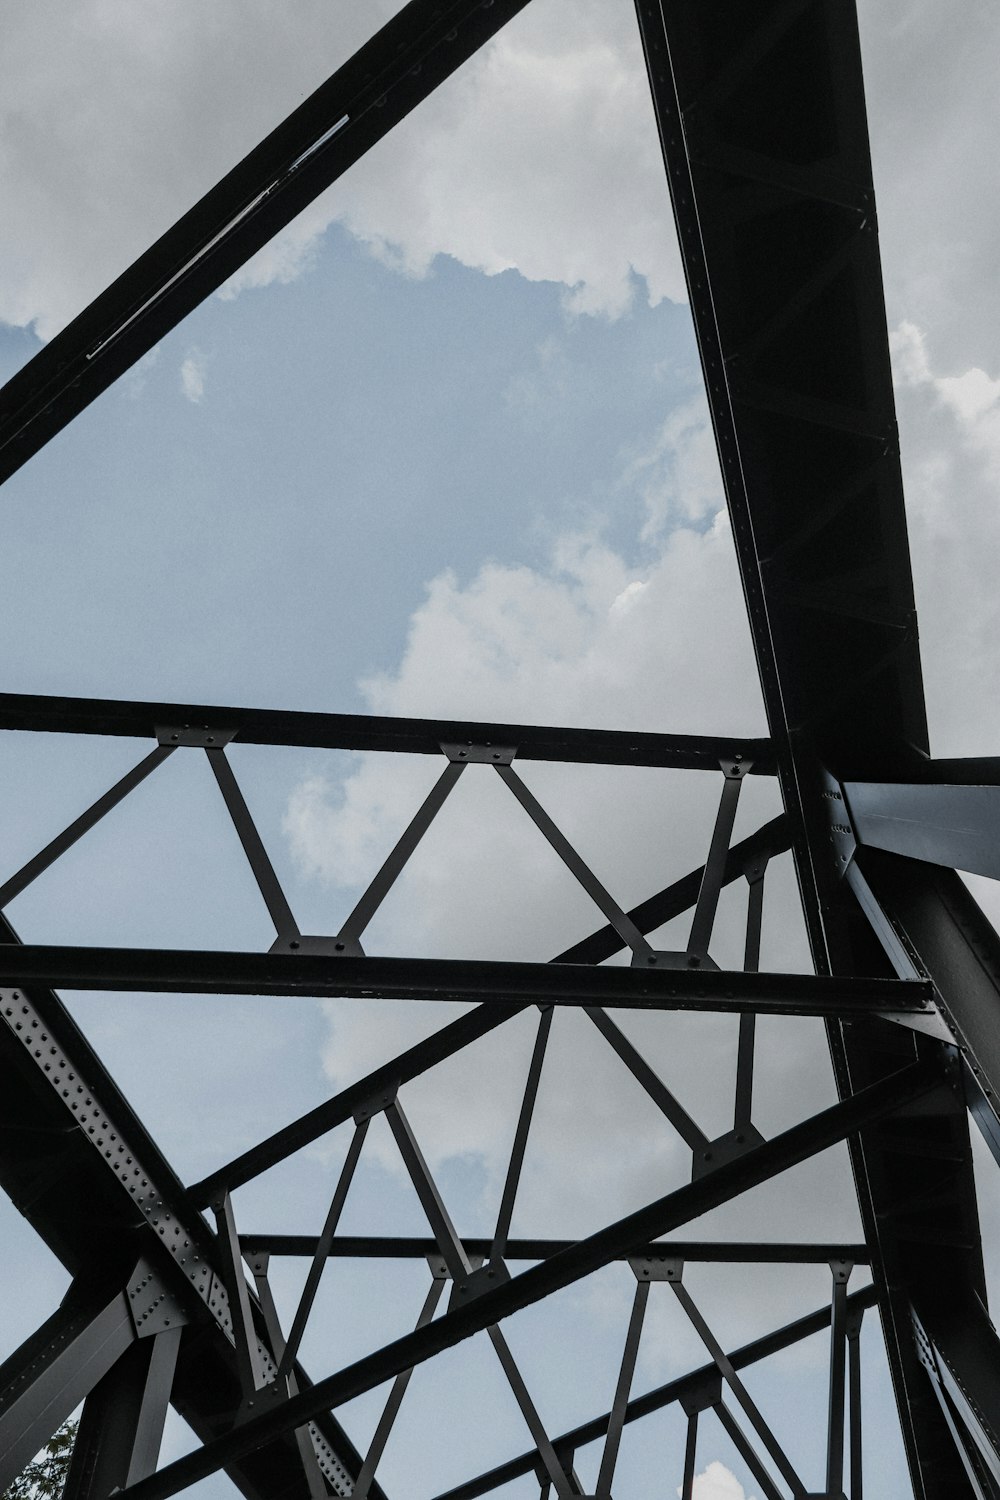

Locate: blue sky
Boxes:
[5,2,1000,1497]
[0,235,702,713]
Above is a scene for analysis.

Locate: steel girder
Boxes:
[0,946,935,1013]
[632,0,994,1494]
[431,1282,881,1500]
[0,946,383,1500]
[0,692,775,773]
[84,1061,942,1500]
[0,707,917,1500]
[0,0,998,1497]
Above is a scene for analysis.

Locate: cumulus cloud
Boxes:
[311,0,681,319]
[4,0,996,373]
[0,0,389,340]
[857,2,1000,371]
[2,0,679,342]
[890,320,1000,757]
[281,407,858,1375]
[883,317,1000,938]
[619,396,727,540]
[683,1463,752,1500]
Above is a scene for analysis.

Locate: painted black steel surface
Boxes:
[0,689,775,771]
[633,2,989,1492]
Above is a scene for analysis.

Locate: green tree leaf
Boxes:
[2,1419,78,1500]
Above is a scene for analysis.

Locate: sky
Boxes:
[2,1,1000,1498]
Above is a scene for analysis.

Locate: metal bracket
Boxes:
[441,742,517,765]
[692,1125,765,1180]
[155,724,237,748]
[679,1370,723,1416]
[875,1007,956,1044]
[631,950,720,972]
[629,1255,684,1283]
[829,1259,853,1285]
[447,1256,499,1311]
[353,1085,399,1125]
[722,757,753,780]
[269,933,365,957]
[126,1257,189,1338]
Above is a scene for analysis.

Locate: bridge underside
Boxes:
[2,4,1000,1499]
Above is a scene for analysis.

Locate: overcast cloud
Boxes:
[0,0,678,338]
[2,1,998,359]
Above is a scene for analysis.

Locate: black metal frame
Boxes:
[1,1,997,1497]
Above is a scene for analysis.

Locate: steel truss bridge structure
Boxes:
[1,2,998,1497]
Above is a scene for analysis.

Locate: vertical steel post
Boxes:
[63,1330,181,1499]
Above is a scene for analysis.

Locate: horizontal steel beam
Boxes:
[240,1234,871,1264]
[432,1283,880,1500]
[907,758,1000,787]
[119,1059,938,1500]
[0,945,934,1013]
[0,0,534,488]
[0,690,774,771]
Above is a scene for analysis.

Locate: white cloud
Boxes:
[857,2,1000,371]
[1,0,996,433]
[3,0,998,418]
[0,0,390,340]
[890,321,1000,757]
[682,1461,753,1500]
[1,0,679,342]
[280,408,858,1373]
[619,396,726,540]
[311,1,681,319]
[179,348,206,402]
